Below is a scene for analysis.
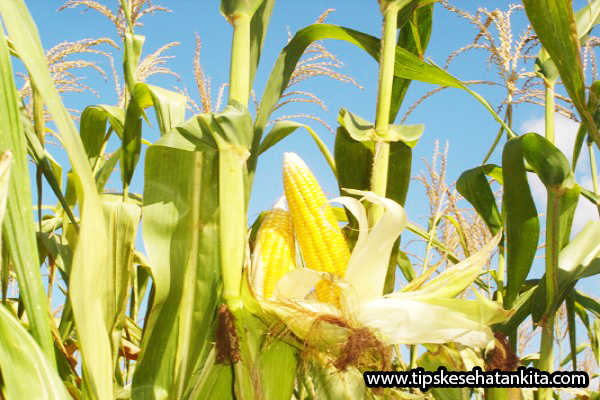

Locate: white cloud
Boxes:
[520,114,599,237]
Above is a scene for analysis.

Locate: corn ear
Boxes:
[282,152,350,305]
[254,201,296,298]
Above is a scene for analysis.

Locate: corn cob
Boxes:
[255,202,296,298]
[282,152,350,305]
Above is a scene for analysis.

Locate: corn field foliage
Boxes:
[0,0,599,399]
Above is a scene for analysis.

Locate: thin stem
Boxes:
[482,94,511,165]
[409,345,418,369]
[120,0,134,34]
[545,80,556,144]
[536,191,560,399]
[228,13,252,106]
[374,6,398,138]
[536,314,555,400]
[219,147,246,304]
[369,5,399,226]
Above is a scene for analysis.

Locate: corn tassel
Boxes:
[254,202,296,298]
[282,152,350,305]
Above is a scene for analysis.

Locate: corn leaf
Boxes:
[256,340,298,400]
[335,126,374,198]
[390,3,433,123]
[338,108,424,146]
[133,129,221,398]
[495,283,537,335]
[259,120,336,176]
[0,151,10,268]
[96,149,121,192]
[0,16,55,363]
[258,120,303,154]
[0,305,71,399]
[102,201,141,367]
[0,0,112,396]
[573,289,600,318]
[387,141,412,207]
[133,83,187,136]
[121,97,143,188]
[20,107,77,227]
[251,23,513,185]
[80,106,112,167]
[418,345,471,400]
[457,167,502,235]
[502,136,540,308]
[123,33,144,94]
[185,350,234,399]
[531,221,600,322]
[523,0,600,148]
[307,362,369,400]
[220,0,264,18]
[249,0,275,90]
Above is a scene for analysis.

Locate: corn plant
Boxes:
[0,0,599,399]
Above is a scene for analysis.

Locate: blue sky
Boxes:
[25,1,599,272]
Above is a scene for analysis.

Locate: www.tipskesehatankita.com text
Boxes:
[364,366,589,392]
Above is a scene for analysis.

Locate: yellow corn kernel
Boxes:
[282,152,350,305]
[255,207,296,299]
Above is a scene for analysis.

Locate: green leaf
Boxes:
[121,68,188,189]
[96,149,120,192]
[185,349,234,399]
[573,289,600,318]
[523,0,600,148]
[121,96,143,187]
[307,362,368,400]
[257,340,298,400]
[574,0,600,38]
[418,345,471,400]
[386,141,413,207]
[0,0,112,397]
[390,3,433,123]
[531,221,600,322]
[102,201,141,367]
[334,126,374,200]
[21,103,77,227]
[258,120,302,154]
[397,248,416,282]
[0,15,55,363]
[495,283,537,335]
[338,108,424,145]
[251,23,513,182]
[200,103,253,149]
[457,167,502,235]
[0,305,71,399]
[502,136,540,308]
[220,0,264,18]
[573,81,600,169]
[172,116,218,152]
[259,120,336,177]
[0,151,10,228]
[132,131,221,398]
[482,163,503,185]
[379,0,416,14]
[80,106,111,167]
[565,297,578,368]
[338,109,374,140]
[123,33,144,94]
[133,83,187,136]
[249,0,275,90]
